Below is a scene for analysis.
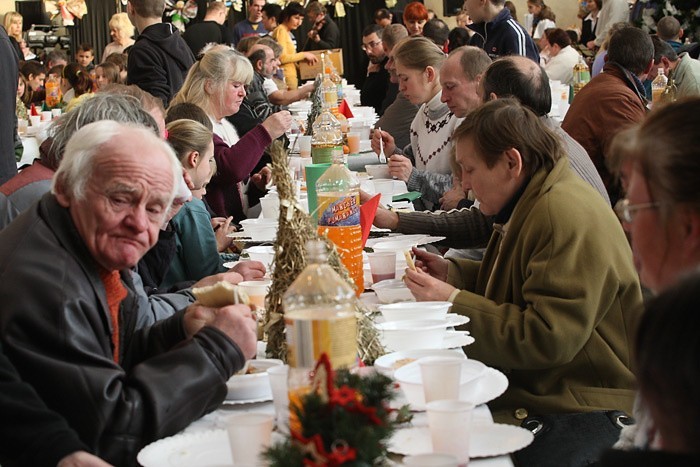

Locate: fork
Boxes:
[377,126,387,164]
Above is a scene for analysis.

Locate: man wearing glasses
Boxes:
[360,24,392,116]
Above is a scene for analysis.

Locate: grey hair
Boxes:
[382,24,408,50]
[52,121,181,209]
[45,93,159,170]
[171,44,254,117]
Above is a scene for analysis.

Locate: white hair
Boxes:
[52,121,181,210]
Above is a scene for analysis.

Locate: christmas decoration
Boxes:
[263,353,411,466]
[165,0,198,32]
[44,0,87,27]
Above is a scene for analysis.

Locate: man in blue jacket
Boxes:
[464,0,539,62]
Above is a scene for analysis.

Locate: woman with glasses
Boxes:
[171,44,292,222]
[372,36,462,211]
[404,99,642,445]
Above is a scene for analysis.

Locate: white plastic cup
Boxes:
[367,251,396,284]
[347,131,361,154]
[426,400,474,465]
[226,413,274,466]
[267,364,290,434]
[298,135,312,158]
[403,453,459,467]
[288,156,302,180]
[41,111,52,122]
[17,118,28,135]
[372,178,394,206]
[237,279,272,311]
[419,356,463,403]
[29,115,41,127]
[51,108,62,119]
[260,196,280,219]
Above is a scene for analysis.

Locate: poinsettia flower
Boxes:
[330,385,359,407]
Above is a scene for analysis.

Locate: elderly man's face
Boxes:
[440,55,483,117]
[61,138,174,271]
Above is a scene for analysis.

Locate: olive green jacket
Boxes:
[446,158,643,424]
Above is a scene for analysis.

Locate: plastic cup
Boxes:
[51,108,62,119]
[403,453,459,467]
[237,279,272,311]
[41,111,52,122]
[260,196,280,219]
[426,400,474,465]
[267,365,290,434]
[299,157,313,181]
[304,163,331,218]
[298,135,312,158]
[29,115,41,127]
[367,251,396,284]
[17,118,28,135]
[419,356,463,403]
[288,156,302,180]
[347,132,361,155]
[372,178,394,207]
[226,413,274,466]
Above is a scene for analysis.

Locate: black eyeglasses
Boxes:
[614,198,659,223]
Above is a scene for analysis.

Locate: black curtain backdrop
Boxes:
[68,0,117,63]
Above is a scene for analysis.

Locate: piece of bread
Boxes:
[192,281,250,307]
[404,250,416,271]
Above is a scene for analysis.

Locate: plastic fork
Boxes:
[377,126,387,164]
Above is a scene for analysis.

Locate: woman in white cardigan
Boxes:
[543,28,581,86]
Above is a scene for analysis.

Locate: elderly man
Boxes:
[256,36,315,106]
[562,26,652,204]
[371,54,610,246]
[360,24,392,115]
[229,44,277,136]
[649,35,700,99]
[0,121,257,465]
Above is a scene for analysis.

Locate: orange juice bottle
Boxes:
[315,154,363,295]
[283,240,358,434]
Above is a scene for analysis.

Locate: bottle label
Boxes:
[311,145,342,164]
[317,194,360,226]
[285,313,357,368]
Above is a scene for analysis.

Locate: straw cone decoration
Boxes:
[263,140,384,364]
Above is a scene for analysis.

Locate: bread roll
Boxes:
[192,281,250,307]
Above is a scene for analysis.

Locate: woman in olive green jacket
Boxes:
[404,99,643,424]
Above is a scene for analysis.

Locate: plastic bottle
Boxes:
[661,76,678,105]
[283,239,358,433]
[44,75,61,109]
[315,154,364,295]
[320,54,348,134]
[311,57,343,164]
[572,55,591,97]
[651,68,668,107]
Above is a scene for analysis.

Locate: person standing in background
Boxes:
[303,1,340,51]
[270,2,318,90]
[101,13,136,62]
[229,0,267,47]
[0,22,19,185]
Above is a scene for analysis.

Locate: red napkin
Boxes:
[360,194,380,248]
[339,99,354,119]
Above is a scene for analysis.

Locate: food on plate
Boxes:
[392,358,416,370]
[192,281,250,307]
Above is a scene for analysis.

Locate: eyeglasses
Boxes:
[361,40,382,51]
[614,198,660,223]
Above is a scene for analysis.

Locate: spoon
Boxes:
[377,127,387,164]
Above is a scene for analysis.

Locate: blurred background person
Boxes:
[101,13,135,62]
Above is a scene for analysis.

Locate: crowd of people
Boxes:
[2,0,700,466]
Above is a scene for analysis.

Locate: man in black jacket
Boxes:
[126,0,195,106]
[303,1,340,51]
[182,0,232,56]
[0,121,257,466]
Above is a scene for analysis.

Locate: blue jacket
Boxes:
[468,8,540,63]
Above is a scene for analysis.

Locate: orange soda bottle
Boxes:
[315,154,363,295]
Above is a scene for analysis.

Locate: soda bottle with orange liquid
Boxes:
[315,154,363,295]
[283,240,358,434]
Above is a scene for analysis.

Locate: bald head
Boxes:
[439,46,491,117]
[482,55,552,116]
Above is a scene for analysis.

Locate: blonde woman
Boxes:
[372,36,463,210]
[269,1,317,90]
[101,13,135,62]
[3,11,23,58]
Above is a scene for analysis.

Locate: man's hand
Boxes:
[231,260,266,281]
[58,452,113,467]
[403,267,456,302]
[261,110,292,139]
[192,271,245,290]
[411,247,449,281]
[367,62,381,74]
[388,154,413,182]
[371,128,396,157]
[299,81,315,98]
[184,304,258,358]
[439,185,467,211]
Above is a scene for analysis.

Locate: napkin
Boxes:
[339,99,354,119]
[360,194,380,248]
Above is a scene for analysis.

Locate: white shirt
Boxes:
[209,116,239,146]
[594,0,630,47]
[544,45,581,86]
[263,77,278,96]
[533,19,556,40]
